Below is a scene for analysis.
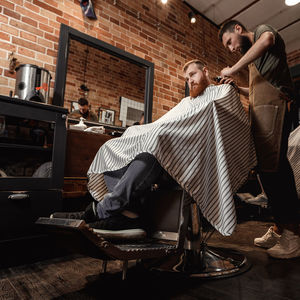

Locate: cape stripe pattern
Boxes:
[88,84,257,236]
[287,125,300,199]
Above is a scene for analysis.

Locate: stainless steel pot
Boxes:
[15,64,52,103]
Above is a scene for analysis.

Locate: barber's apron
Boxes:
[249,63,286,172]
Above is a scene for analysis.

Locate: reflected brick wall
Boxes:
[65,39,145,126]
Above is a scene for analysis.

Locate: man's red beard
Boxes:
[190,80,209,98]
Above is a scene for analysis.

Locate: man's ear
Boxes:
[202,66,209,76]
[234,24,243,34]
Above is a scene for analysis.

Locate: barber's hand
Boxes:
[219,76,235,85]
[220,66,234,77]
[218,75,239,93]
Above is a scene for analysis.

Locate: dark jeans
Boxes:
[96,153,165,219]
[259,108,300,224]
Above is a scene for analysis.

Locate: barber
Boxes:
[69,97,98,122]
[218,20,300,259]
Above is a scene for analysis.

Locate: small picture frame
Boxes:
[119,96,144,127]
[98,108,115,125]
[70,101,79,112]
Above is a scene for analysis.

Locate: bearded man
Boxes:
[51,60,256,238]
[69,98,98,122]
[218,20,300,259]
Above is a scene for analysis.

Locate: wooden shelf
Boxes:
[0,143,52,151]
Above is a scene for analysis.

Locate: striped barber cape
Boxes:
[87,84,257,236]
[288,125,300,199]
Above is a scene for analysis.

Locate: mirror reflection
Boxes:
[64,39,146,128]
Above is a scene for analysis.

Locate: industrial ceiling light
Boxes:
[188,11,196,24]
[161,0,168,4]
[285,0,300,5]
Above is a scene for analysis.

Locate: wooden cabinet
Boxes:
[63,129,113,200]
[64,129,112,178]
[0,95,67,241]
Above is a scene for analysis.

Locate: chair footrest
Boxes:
[36,217,178,261]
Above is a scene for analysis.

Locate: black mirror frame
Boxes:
[53,24,154,124]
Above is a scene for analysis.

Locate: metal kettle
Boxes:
[14,64,52,103]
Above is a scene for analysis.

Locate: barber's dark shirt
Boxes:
[69,109,98,122]
[254,24,294,99]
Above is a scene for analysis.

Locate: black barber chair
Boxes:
[36,186,250,279]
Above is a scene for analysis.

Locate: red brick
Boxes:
[120,22,129,31]
[20,16,38,28]
[116,43,125,50]
[38,37,53,48]
[47,49,57,57]
[36,53,53,64]
[20,31,37,43]
[44,33,59,43]
[0,76,8,85]
[1,23,19,36]
[110,17,119,26]
[44,63,56,72]
[0,41,16,52]
[39,23,54,33]
[99,12,110,21]
[44,0,59,8]
[33,0,62,16]
[10,0,23,5]
[98,30,112,39]
[0,32,10,41]
[3,8,20,20]
[24,2,40,14]
[11,19,43,37]
[49,20,61,30]
[2,0,15,10]
[0,14,8,24]
[12,37,46,54]
[56,16,69,26]
[16,6,48,24]
[18,47,35,58]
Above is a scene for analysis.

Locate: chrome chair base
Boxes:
[143,199,251,279]
[144,243,250,279]
[179,246,250,278]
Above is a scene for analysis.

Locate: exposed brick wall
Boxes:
[1,0,297,120]
[65,39,145,126]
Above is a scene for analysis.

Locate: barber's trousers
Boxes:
[259,108,300,224]
[96,153,164,219]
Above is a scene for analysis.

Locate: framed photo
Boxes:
[70,101,79,112]
[98,108,115,125]
[119,96,144,127]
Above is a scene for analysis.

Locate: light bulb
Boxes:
[188,12,196,24]
[161,0,168,4]
[285,0,300,5]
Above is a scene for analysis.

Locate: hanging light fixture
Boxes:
[80,46,89,95]
[188,11,196,24]
[285,0,300,5]
[161,0,168,4]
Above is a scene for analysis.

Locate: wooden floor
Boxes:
[1,220,300,300]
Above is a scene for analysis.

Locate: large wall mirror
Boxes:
[53,24,154,127]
